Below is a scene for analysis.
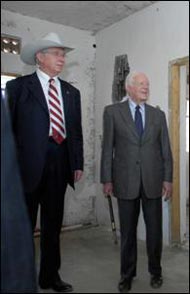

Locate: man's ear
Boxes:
[36,52,43,64]
[126,85,131,95]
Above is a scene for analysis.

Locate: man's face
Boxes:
[36,47,66,76]
[127,74,150,103]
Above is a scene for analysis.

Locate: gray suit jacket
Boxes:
[100,100,173,199]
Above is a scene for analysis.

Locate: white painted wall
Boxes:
[95,1,189,244]
[1,9,97,227]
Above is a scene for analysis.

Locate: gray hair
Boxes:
[125,71,145,87]
[35,48,49,65]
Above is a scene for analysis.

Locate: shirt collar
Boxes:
[128,96,145,111]
[36,68,59,85]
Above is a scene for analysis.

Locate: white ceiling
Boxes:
[1,1,157,33]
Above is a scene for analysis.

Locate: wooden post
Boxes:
[169,64,180,243]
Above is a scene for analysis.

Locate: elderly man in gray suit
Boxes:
[101,71,173,292]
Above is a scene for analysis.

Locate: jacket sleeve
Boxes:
[100,106,114,183]
[160,111,173,182]
[5,81,16,122]
[1,98,37,293]
[74,89,84,170]
[5,79,21,135]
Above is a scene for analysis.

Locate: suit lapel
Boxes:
[59,79,71,123]
[27,73,49,114]
[119,101,154,142]
[118,100,139,139]
[26,73,72,126]
[141,104,152,143]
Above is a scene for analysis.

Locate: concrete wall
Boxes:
[1,9,97,227]
[95,1,189,244]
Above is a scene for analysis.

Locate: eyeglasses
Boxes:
[133,81,149,88]
[44,50,66,58]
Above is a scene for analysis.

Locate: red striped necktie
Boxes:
[48,78,66,144]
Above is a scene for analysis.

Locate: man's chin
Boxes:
[141,96,148,102]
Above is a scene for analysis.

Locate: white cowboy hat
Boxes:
[20,32,73,65]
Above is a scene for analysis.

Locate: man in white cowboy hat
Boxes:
[6,32,84,293]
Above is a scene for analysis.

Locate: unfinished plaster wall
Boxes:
[1,9,97,227]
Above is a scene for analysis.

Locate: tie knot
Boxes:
[49,78,55,85]
[136,105,140,111]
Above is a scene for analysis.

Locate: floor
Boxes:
[35,226,189,293]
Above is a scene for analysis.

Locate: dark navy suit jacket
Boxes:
[6,73,84,193]
[1,98,37,293]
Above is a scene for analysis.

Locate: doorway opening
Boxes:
[1,73,18,98]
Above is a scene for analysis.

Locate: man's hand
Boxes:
[103,182,113,196]
[162,181,172,201]
[74,170,83,182]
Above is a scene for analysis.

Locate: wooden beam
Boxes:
[169,64,180,243]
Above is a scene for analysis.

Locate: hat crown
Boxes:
[42,32,62,45]
[20,32,73,65]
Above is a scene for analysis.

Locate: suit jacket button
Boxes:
[136,161,140,164]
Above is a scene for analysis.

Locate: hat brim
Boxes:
[21,40,73,65]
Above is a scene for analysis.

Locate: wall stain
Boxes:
[83,58,96,184]
[6,20,17,28]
